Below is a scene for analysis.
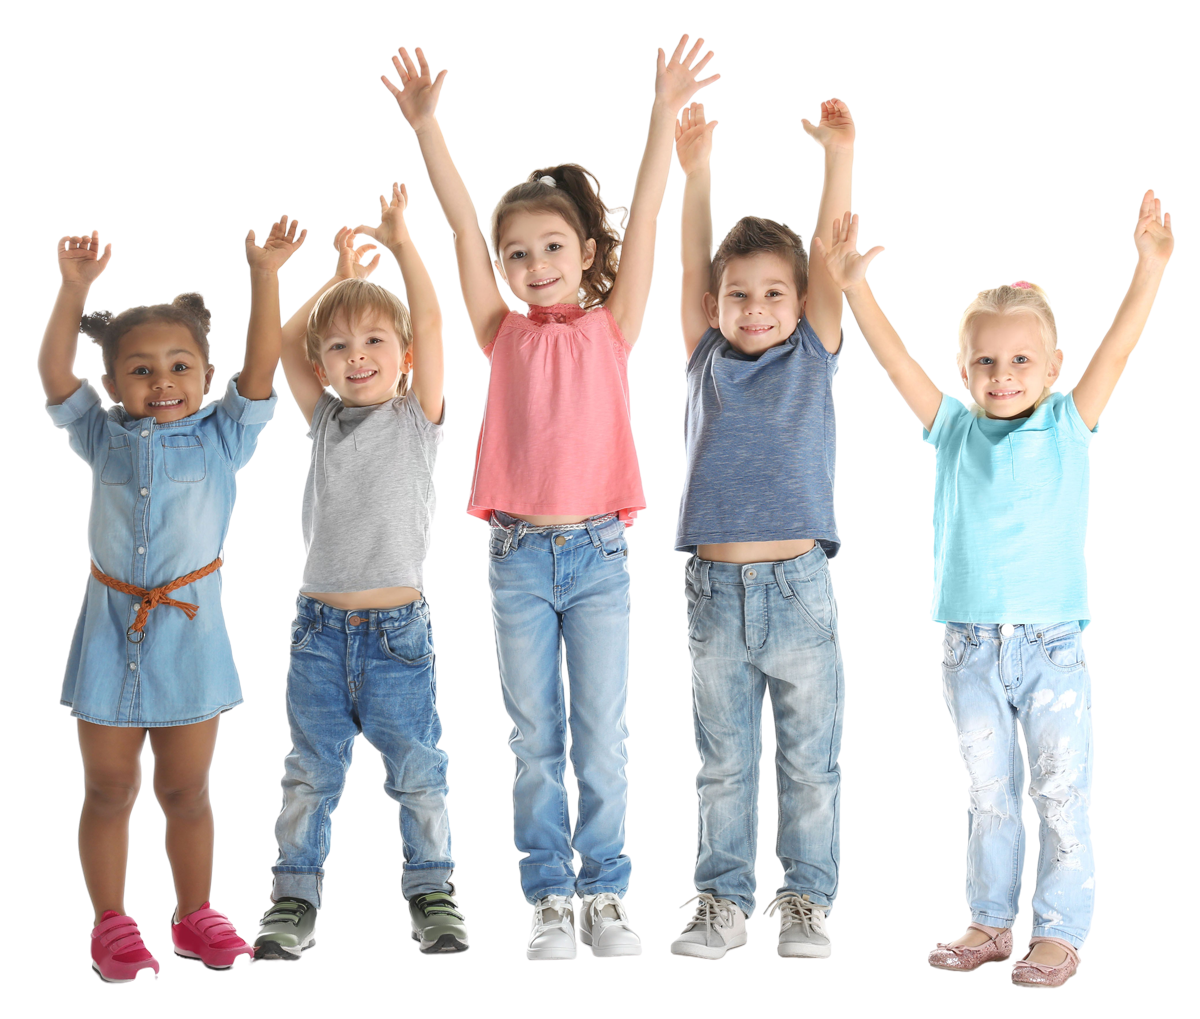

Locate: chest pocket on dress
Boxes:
[1008,428,1061,489]
[100,436,133,485]
[162,435,206,482]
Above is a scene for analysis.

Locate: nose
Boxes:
[151,373,174,390]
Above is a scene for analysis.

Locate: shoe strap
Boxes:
[261,899,310,925]
[1021,936,1079,968]
[413,893,464,921]
[966,922,1008,942]
[95,914,147,953]
[182,906,238,941]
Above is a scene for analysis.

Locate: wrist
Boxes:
[59,279,91,293]
[684,165,711,182]
[412,117,439,138]
[1135,252,1169,275]
[249,267,280,282]
[843,280,871,300]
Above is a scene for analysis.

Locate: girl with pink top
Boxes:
[384,39,717,959]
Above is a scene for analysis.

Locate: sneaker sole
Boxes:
[526,945,576,961]
[412,932,469,954]
[90,960,158,984]
[253,936,316,960]
[778,942,831,959]
[174,948,251,970]
[172,945,252,969]
[91,962,157,982]
[671,933,747,960]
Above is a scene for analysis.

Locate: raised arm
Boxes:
[675,103,717,357]
[384,47,509,350]
[40,232,112,405]
[280,228,380,424]
[801,100,855,353]
[814,212,942,430]
[241,215,306,401]
[606,35,718,346]
[357,182,444,423]
[1072,190,1173,430]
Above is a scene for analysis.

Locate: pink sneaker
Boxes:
[172,902,254,969]
[91,911,160,982]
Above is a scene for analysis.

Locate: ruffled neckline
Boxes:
[526,303,586,326]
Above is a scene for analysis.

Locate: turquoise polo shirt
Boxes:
[924,391,1096,626]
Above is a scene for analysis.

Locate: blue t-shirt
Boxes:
[676,317,839,555]
[924,391,1095,625]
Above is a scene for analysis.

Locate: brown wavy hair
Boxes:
[709,217,809,298]
[490,164,622,308]
[79,293,212,376]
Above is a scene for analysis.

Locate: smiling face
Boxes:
[495,208,596,307]
[960,313,1061,419]
[314,311,410,407]
[101,321,214,423]
[704,251,805,356]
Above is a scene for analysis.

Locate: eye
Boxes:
[547,242,562,252]
[328,342,345,351]
[729,291,746,299]
[172,362,190,372]
[366,337,382,345]
[1013,355,1029,364]
[131,366,150,375]
[978,357,994,365]
[767,290,783,298]
[509,250,526,261]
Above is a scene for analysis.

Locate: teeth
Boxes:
[348,370,377,380]
[150,399,182,406]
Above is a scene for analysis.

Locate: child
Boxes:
[814,193,1173,985]
[253,185,468,959]
[668,100,855,961]
[385,39,716,959]
[41,218,305,980]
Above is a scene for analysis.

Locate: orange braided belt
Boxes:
[90,556,223,637]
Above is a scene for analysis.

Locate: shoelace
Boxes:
[413,893,464,922]
[260,900,310,927]
[585,892,630,927]
[533,895,574,933]
[680,893,736,934]
[765,893,827,936]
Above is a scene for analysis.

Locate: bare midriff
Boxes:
[304,586,423,610]
[506,512,592,526]
[697,538,816,565]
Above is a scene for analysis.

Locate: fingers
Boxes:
[354,224,378,239]
[839,211,853,242]
[380,192,389,216]
[399,47,419,80]
[670,34,688,64]
[811,235,827,259]
[97,243,113,269]
[683,37,703,68]
[1164,211,1172,232]
[695,73,720,90]
[294,228,307,249]
[861,246,885,269]
[398,182,408,205]
[432,68,447,96]
[246,229,256,246]
[354,243,377,260]
[366,253,381,273]
[801,118,815,136]
[381,75,401,98]
[415,47,430,77]
[692,48,714,75]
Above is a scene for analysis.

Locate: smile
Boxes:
[987,389,1022,399]
[347,369,378,382]
[740,325,773,335]
[529,277,560,289]
[149,399,183,407]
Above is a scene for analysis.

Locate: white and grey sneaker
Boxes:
[527,895,576,961]
[767,893,830,958]
[670,893,747,959]
[579,893,641,957]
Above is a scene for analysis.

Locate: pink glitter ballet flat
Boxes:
[928,923,1013,971]
[1011,937,1079,987]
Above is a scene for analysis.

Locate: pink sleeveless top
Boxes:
[468,303,645,523]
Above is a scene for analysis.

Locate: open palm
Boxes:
[675,103,717,174]
[802,98,855,152]
[812,212,883,291]
[383,47,446,129]
[1134,189,1173,263]
[246,216,306,272]
[58,231,111,285]
[656,35,719,113]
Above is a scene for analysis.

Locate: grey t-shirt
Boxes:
[676,317,840,556]
[302,390,442,593]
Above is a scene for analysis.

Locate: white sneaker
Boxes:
[767,892,831,958]
[670,894,747,959]
[579,893,641,957]
[527,895,576,961]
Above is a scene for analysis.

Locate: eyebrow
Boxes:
[504,231,570,249]
[725,280,791,288]
[122,348,197,360]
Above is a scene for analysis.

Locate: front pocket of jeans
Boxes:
[942,631,972,672]
[162,436,206,482]
[785,571,836,637]
[289,619,316,651]
[380,619,434,665]
[100,438,133,485]
[1038,630,1085,670]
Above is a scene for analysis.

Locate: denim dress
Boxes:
[48,377,276,727]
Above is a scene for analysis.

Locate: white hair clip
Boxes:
[538,175,557,187]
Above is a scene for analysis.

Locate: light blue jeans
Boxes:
[685,547,843,917]
[942,621,1094,949]
[488,512,632,903]
[270,596,454,907]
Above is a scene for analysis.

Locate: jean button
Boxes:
[1000,623,1015,637]
[554,535,566,546]
[140,430,149,437]
[139,487,149,496]
[746,568,757,579]
[348,615,364,625]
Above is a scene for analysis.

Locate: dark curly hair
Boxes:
[709,217,809,298]
[79,294,212,376]
[490,164,622,308]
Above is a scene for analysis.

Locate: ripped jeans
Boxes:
[942,621,1094,948]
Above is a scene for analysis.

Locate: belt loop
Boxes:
[313,600,323,632]
[967,623,978,646]
[700,559,712,598]
[1026,624,1039,644]
[368,609,378,631]
[512,521,525,552]
[586,518,603,548]
[773,561,793,598]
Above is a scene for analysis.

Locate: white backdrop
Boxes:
[4,1,1195,1016]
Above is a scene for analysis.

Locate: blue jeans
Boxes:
[488,513,632,903]
[942,621,1094,949]
[271,595,453,906]
[685,547,843,917]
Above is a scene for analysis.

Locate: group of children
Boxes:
[40,37,1173,988]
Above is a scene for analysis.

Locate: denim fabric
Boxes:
[488,512,631,903]
[685,547,843,917]
[271,595,453,906]
[941,621,1094,948]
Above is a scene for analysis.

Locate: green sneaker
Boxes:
[410,891,469,953]
[253,898,317,960]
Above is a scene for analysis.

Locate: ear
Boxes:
[401,347,414,375]
[203,364,215,394]
[101,374,120,403]
[702,291,720,330]
[493,257,506,280]
[582,237,597,271]
[960,364,970,388]
[1047,348,1063,382]
[313,360,330,387]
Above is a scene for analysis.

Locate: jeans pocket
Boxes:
[598,535,629,561]
[488,529,513,561]
[942,629,973,672]
[1038,629,1085,670]
[100,437,133,485]
[784,570,836,638]
[162,436,206,482]
[380,617,434,665]
[290,618,316,651]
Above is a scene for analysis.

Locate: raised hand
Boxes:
[1134,189,1173,265]
[58,231,112,286]
[383,47,446,130]
[246,216,307,272]
[656,35,719,113]
[333,227,380,280]
[675,103,718,175]
[354,182,410,252]
[811,212,884,292]
[802,98,855,152]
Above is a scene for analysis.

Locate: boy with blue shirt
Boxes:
[669,99,854,960]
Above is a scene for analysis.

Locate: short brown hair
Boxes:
[709,216,808,297]
[306,278,413,397]
[80,294,212,376]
